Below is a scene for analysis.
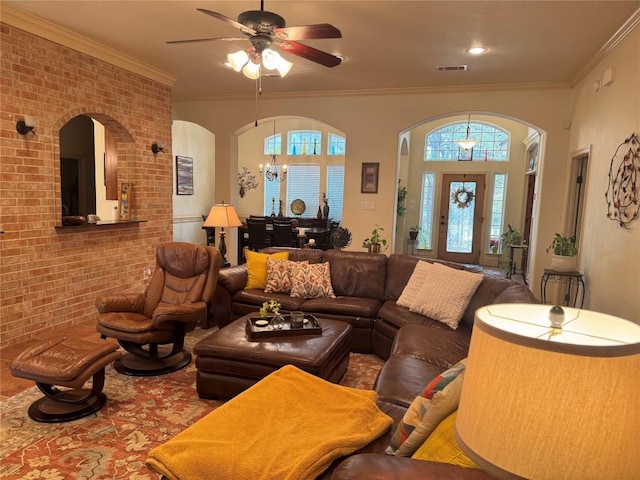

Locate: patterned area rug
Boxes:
[0,329,384,480]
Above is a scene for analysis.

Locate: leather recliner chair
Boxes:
[96,242,221,376]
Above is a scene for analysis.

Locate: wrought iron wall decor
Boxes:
[605,133,640,228]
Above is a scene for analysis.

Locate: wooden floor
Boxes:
[0,319,101,401]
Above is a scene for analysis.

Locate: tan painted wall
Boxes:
[566,26,640,321]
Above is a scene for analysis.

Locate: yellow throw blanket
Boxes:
[146,365,393,480]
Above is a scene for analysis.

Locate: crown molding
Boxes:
[174,81,571,102]
[2,5,176,87]
[572,7,640,86]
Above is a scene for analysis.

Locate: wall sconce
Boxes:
[16,116,36,136]
[151,143,164,154]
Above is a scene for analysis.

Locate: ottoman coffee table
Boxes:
[194,315,352,399]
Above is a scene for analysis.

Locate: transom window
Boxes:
[328,133,346,156]
[424,122,510,161]
[288,130,322,155]
[264,133,282,155]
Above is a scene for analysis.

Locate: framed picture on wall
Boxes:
[361,162,379,193]
[176,155,194,195]
[118,182,133,221]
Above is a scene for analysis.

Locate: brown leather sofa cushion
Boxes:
[323,249,388,299]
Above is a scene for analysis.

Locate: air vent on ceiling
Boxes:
[436,65,468,72]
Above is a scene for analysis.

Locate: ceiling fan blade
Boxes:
[167,37,245,45]
[197,8,257,36]
[274,23,342,40]
[278,41,342,68]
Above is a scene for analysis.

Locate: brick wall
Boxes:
[0,24,174,348]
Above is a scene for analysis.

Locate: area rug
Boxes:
[0,329,384,480]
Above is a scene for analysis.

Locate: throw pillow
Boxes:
[411,411,479,469]
[245,250,289,290]
[265,257,308,294]
[409,263,483,329]
[386,359,466,457]
[397,261,433,308]
[290,262,336,299]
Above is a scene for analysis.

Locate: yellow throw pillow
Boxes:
[411,411,479,469]
[245,250,289,290]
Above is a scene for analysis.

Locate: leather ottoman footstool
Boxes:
[10,336,122,423]
[194,316,352,399]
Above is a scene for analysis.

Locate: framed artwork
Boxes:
[176,155,194,195]
[361,162,379,193]
[118,182,133,221]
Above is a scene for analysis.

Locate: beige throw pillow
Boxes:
[397,261,433,308]
[409,263,483,329]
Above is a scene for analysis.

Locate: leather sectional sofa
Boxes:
[209,247,538,478]
[211,247,538,359]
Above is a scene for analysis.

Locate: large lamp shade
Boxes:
[456,304,640,480]
[203,203,242,267]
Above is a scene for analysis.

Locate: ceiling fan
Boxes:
[167,1,342,78]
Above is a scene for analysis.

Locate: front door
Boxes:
[437,174,485,264]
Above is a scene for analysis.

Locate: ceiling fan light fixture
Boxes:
[227,50,249,71]
[242,59,261,80]
[261,48,280,70]
[275,57,293,77]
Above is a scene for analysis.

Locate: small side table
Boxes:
[507,244,528,285]
[541,269,585,308]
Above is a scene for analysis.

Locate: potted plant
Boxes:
[409,225,420,241]
[546,233,578,272]
[362,225,387,253]
[498,226,523,275]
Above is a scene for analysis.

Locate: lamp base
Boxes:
[218,230,230,267]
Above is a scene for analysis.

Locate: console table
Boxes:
[540,269,585,308]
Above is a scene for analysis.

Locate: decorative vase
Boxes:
[317,205,322,219]
[370,243,381,254]
[551,255,577,272]
[239,186,245,198]
[409,230,418,241]
[322,203,329,219]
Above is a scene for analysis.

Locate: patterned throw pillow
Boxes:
[245,250,289,290]
[265,257,308,294]
[387,359,466,457]
[409,263,483,329]
[397,260,433,308]
[411,411,479,468]
[290,262,336,299]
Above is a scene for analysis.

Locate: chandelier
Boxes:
[457,114,478,150]
[227,48,293,80]
[259,121,287,182]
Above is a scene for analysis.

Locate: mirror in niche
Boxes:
[59,115,118,222]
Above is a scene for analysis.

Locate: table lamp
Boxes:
[203,202,243,267]
[456,303,640,479]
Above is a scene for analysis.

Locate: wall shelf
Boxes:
[54,219,147,229]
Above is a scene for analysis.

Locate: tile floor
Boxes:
[0,319,101,400]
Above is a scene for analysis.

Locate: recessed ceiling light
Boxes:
[466,46,488,55]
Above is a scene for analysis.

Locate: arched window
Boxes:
[287,130,321,155]
[264,133,282,155]
[327,133,346,156]
[424,122,510,161]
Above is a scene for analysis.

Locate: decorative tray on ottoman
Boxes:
[245,314,322,341]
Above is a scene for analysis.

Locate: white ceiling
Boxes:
[4,1,639,100]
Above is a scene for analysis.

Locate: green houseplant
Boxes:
[362,225,387,253]
[498,226,523,275]
[546,233,578,272]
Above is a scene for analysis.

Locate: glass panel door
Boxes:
[437,174,485,264]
